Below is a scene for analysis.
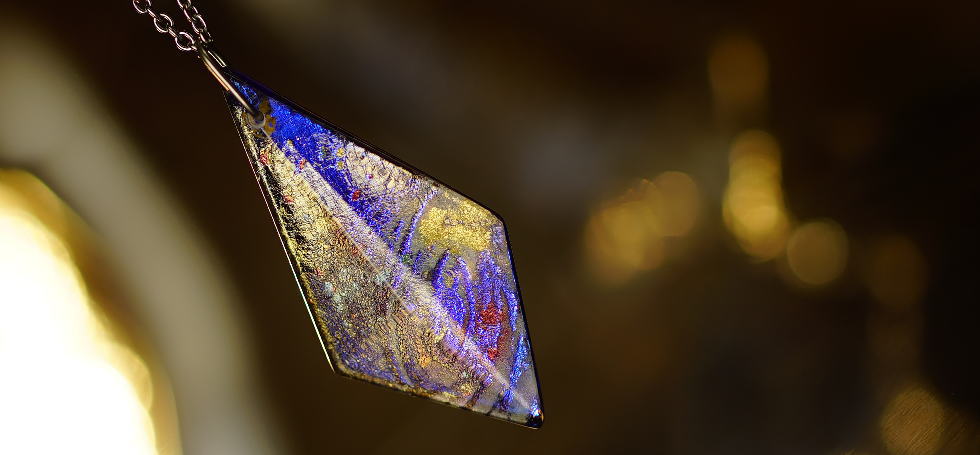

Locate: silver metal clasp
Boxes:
[198,44,259,118]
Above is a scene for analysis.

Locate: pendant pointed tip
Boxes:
[524,408,544,429]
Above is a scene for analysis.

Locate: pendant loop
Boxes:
[198,45,259,118]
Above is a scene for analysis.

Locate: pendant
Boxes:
[210,52,543,427]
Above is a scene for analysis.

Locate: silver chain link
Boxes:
[132,0,212,52]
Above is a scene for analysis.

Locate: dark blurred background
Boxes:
[0,1,978,454]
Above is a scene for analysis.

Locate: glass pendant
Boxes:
[223,70,543,427]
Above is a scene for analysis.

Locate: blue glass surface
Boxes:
[227,72,542,427]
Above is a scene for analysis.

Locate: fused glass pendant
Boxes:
[222,69,543,427]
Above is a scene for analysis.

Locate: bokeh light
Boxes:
[585,172,700,284]
[585,179,664,285]
[880,385,945,455]
[723,130,791,260]
[709,33,769,117]
[785,219,849,286]
[2,3,979,453]
[864,235,928,377]
[653,171,701,237]
[0,172,159,455]
[865,235,928,310]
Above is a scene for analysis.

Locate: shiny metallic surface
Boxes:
[132,0,209,52]
[198,45,257,118]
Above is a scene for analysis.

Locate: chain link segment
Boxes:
[132,0,257,117]
[133,0,212,52]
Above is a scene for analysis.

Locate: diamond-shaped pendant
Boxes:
[222,69,543,427]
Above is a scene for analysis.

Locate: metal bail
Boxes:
[198,45,259,118]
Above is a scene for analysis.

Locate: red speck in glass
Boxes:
[480,306,501,325]
[351,189,362,201]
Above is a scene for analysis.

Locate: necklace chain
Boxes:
[133,0,260,117]
[132,0,212,51]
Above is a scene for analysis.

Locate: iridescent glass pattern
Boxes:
[224,71,542,427]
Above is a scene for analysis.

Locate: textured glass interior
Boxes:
[225,72,542,427]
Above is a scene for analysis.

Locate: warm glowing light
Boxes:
[585,180,664,284]
[652,171,700,237]
[880,385,945,455]
[785,220,848,286]
[723,130,790,260]
[584,172,701,284]
[708,34,768,115]
[865,235,928,310]
[0,175,158,454]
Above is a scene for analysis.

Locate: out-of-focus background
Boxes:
[1,1,978,454]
